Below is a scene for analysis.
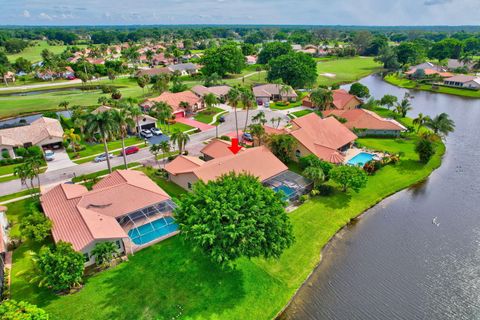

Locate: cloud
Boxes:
[39,12,53,20]
[424,0,452,6]
[22,10,31,18]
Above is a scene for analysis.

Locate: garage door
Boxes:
[174,111,185,118]
[140,123,156,130]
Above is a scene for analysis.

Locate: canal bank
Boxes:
[280,74,480,320]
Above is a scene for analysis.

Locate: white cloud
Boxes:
[39,12,53,20]
[22,10,31,18]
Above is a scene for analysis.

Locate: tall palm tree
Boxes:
[425,113,455,137]
[252,111,267,125]
[149,144,162,168]
[413,113,431,133]
[128,105,143,137]
[85,111,118,173]
[159,141,171,167]
[170,131,190,155]
[58,100,70,111]
[63,128,81,157]
[310,88,333,111]
[240,88,256,132]
[227,87,241,140]
[152,102,173,132]
[112,108,135,169]
[204,93,218,113]
[395,95,413,118]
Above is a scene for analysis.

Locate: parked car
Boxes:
[44,150,55,161]
[94,153,114,162]
[242,132,254,142]
[121,146,140,156]
[150,127,162,135]
[218,116,225,123]
[140,129,153,138]
[66,75,76,80]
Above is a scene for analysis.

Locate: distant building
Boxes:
[253,84,297,105]
[443,75,480,90]
[303,89,362,110]
[141,91,204,118]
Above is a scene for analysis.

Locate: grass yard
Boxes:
[289,109,313,118]
[0,189,39,204]
[316,56,383,86]
[7,41,89,63]
[8,129,445,320]
[167,122,195,133]
[141,167,187,199]
[194,107,225,124]
[70,136,143,161]
[384,74,480,98]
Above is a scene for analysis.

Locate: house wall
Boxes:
[82,238,126,267]
[0,145,15,159]
[168,172,199,191]
[0,211,8,246]
[292,141,314,161]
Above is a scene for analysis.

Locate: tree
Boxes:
[13,57,32,73]
[249,123,266,146]
[203,93,218,113]
[35,241,84,292]
[240,42,256,56]
[107,69,116,82]
[175,173,294,267]
[374,46,401,70]
[395,42,424,66]
[170,131,190,155]
[152,102,173,132]
[0,300,49,320]
[58,100,70,111]
[201,43,245,77]
[425,112,455,137]
[379,94,398,110]
[19,202,52,242]
[152,74,170,94]
[85,111,117,173]
[159,141,171,166]
[257,41,293,64]
[349,82,370,98]
[351,30,373,55]
[395,93,413,118]
[63,128,81,157]
[112,108,135,169]
[149,143,162,168]
[428,38,464,61]
[303,166,325,188]
[128,105,143,137]
[227,87,241,140]
[267,52,317,88]
[415,137,435,163]
[413,113,430,133]
[309,88,333,111]
[137,75,149,95]
[252,110,267,125]
[268,134,296,163]
[240,87,255,131]
[330,165,367,192]
[14,152,43,196]
[202,72,221,87]
[91,242,118,268]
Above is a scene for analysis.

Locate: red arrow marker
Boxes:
[228,138,242,155]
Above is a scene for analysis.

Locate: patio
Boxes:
[264,170,313,202]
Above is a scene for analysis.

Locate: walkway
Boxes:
[45,149,77,173]
[175,117,215,131]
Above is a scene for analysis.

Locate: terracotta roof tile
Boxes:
[323,109,406,131]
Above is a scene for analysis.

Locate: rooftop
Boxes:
[323,109,406,131]
[0,117,63,147]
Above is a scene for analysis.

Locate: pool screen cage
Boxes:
[263,170,313,201]
[117,200,177,230]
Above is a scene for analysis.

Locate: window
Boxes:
[83,252,90,263]
[187,182,192,189]
[115,240,122,251]
[295,150,301,158]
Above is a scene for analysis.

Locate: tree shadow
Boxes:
[321,190,353,209]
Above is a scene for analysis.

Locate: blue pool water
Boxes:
[274,185,295,200]
[128,216,179,246]
[347,152,374,166]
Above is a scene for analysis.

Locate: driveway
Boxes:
[147,134,170,145]
[176,117,215,131]
[45,149,77,173]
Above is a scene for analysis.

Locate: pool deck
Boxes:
[344,147,385,164]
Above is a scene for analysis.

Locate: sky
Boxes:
[0,0,479,26]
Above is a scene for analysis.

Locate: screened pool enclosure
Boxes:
[264,170,313,201]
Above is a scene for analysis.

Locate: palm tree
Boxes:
[112,108,135,169]
[58,100,70,111]
[98,96,109,106]
[395,94,412,118]
[179,101,191,116]
[63,128,81,157]
[252,111,267,125]
[240,88,256,132]
[227,87,241,140]
[303,166,325,188]
[128,105,143,137]
[149,144,161,168]
[413,113,431,133]
[249,124,265,146]
[204,93,218,114]
[425,113,455,137]
[85,111,118,173]
[310,88,333,111]
[159,141,171,166]
[170,131,190,155]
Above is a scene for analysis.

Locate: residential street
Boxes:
[0,108,290,196]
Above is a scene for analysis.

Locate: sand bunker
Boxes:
[320,73,336,78]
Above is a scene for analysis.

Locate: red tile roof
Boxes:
[142,91,201,113]
[200,139,244,159]
[332,89,362,110]
[323,109,406,131]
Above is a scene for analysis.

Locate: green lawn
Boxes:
[290,109,313,118]
[0,189,38,204]
[194,107,225,124]
[70,136,143,162]
[8,131,445,320]
[7,41,88,63]
[166,122,195,133]
[141,167,187,199]
[316,56,384,86]
[384,74,480,98]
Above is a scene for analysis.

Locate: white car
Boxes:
[44,150,55,161]
[94,153,114,163]
[140,129,153,138]
[150,127,163,135]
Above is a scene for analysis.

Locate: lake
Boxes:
[279,75,480,320]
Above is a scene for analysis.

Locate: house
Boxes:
[323,109,407,137]
[409,62,446,72]
[191,85,231,100]
[245,55,257,65]
[166,146,312,200]
[141,91,204,118]
[443,75,480,90]
[446,59,475,71]
[36,67,75,80]
[92,105,158,132]
[302,89,362,110]
[1,71,15,84]
[136,67,172,78]
[405,68,453,78]
[200,138,244,161]
[0,117,64,158]
[291,44,302,51]
[268,113,357,163]
[86,58,105,65]
[253,84,298,105]
[151,53,173,66]
[166,63,199,76]
[40,170,178,267]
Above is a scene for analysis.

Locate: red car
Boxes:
[121,146,139,155]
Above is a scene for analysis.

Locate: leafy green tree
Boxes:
[268,134,296,163]
[203,93,218,113]
[13,57,32,73]
[249,123,266,146]
[149,143,162,167]
[0,300,49,320]
[35,241,84,292]
[19,202,52,242]
[374,46,401,70]
[91,242,118,268]
[379,94,398,110]
[395,42,424,66]
[240,43,257,56]
[201,43,245,77]
[202,72,221,87]
[415,137,435,163]
[159,141,171,166]
[303,166,325,188]
[330,165,368,192]
[428,38,464,61]
[425,112,455,137]
[175,173,294,267]
[257,41,293,64]
[152,102,173,132]
[309,88,333,111]
[349,82,370,98]
[267,52,317,88]
[299,155,334,178]
[137,75,149,95]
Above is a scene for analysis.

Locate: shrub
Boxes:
[101,85,113,93]
[1,149,10,159]
[298,194,310,203]
[168,155,178,161]
[299,155,333,178]
[0,300,49,319]
[91,242,118,268]
[330,165,368,192]
[415,137,435,163]
[316,184,335,196]
[219,135,231,141]
[19,202,52,242]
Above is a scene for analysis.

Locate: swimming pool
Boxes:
[273,185,295,200]
[347,152,374,166]
[128,216,179,246]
